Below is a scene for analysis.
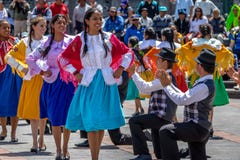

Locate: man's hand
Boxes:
[156,70,172,87]
[227,67,240,84]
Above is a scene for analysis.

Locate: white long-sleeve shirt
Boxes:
[163,75,212,106]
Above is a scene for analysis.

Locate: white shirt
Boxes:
[139,16,153,28]
[189,16,208,33]
[0,8,8,20]
[72,4,91,28]
[139,39,161,50]
[156,41,181,50]
[163,75,212,105]
[174,0,194,19]
[194,0,218,17]
[65,32,132,86]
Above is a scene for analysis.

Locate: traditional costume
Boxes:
[58,32,134,132]
[143,41,188,92]
[5,37,46,119]
[0,37,22,117]
[176,37,234,106]
[26,35,75,126]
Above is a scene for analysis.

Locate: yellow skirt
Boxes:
[17,75,43,119]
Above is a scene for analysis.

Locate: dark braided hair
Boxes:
[161,27,176,50]
[199,24,212,38]
[82,8,109,58]
[41,14,67,58]
[29,16,46,51]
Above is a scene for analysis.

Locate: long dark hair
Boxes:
[144,27,156,40]
[199,24,212,38]
[192,7,203,21]
[161,27,176,50]
[41,14,67,58]
[29,16,46,51]
[82,8,109,58]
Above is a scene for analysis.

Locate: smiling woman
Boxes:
[58,8,134,160]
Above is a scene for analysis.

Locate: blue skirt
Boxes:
[66,70,125,132]
[40,74,75,126]
[0,65,22,116]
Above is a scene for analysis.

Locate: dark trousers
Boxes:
[159,121,209,160]
[129,114,170,159]
[80,71,129,144]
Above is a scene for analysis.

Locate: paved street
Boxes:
[0,99,240,160]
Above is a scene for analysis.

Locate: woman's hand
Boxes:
[113,66,124,79]
[74,73,83,83]
[156,70,172,87]
[40,70,52,77]
[226,67,240,84]
[21,67,29,75]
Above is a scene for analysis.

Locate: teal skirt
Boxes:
[66,70,125,132]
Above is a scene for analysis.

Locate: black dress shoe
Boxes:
[118,134,132,145]
[30,148,38,153]
[74,140,89,147]
[179,148,189,158]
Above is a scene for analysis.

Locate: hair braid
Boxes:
[99,30,109,58]
[42,33,54,58]
[82,30,88,57]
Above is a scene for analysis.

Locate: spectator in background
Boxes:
[159,0,176,16]
[194,0,218,19]
[103,7,125,40]
[0,0,8,20]
[9,0,30,37]
[124,14,145,45]
[153,6,173,40]
[174,0,194,19]
[124,7,134,30]
[174,9,190,36]
[226,4,240,32]
[189,7,208,38]
[117,0,133,20]
[136,0,159,19]
[50,0,70,22]
[72,0,91,34]
[209,8,226,43]
[88,0,103,13]
[31,0,52,34]
[139,8,153,28]
[31,0,52,21]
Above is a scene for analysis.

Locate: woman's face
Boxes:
[51,17,67,34]
[0,22,10,40]
[195,9,202,17]
[85,10,103,34]
[32,20,47,37]
[233,8,239,16]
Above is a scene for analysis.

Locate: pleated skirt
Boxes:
[0,65,22,116]
[66,70,125,132]
[40,74,75,126]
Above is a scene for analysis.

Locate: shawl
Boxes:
[58,33,134,87]
[176,39,234,84]
[5,39,27,78]
[143,47,188,92]
[0,36,17,73]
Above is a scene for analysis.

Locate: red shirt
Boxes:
[50,2,69,17]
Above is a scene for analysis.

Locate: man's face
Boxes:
[156,57,165,70]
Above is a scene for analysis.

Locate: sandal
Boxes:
[10,138,18,143]
[39,144,47,152]
[30,147,38,153]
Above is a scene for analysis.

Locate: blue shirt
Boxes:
[124,25,145,44]
[103,16,124,33]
